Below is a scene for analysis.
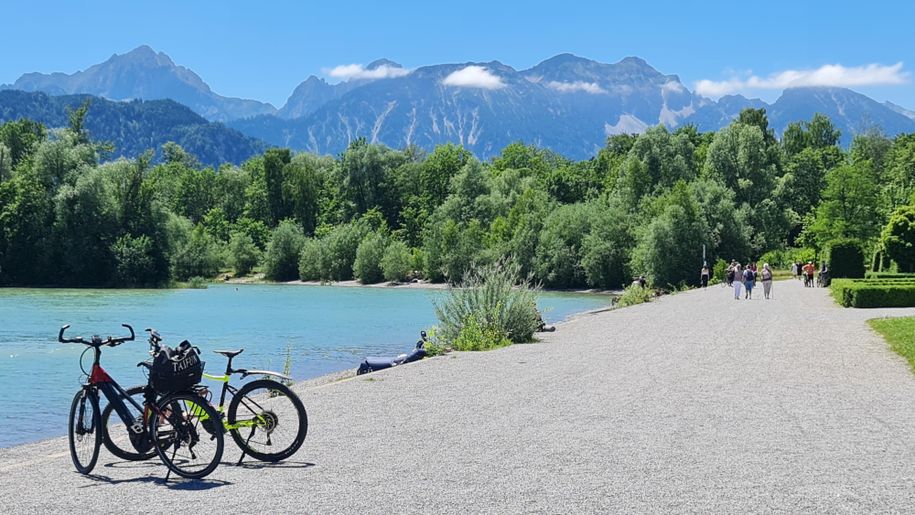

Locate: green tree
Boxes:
[228,230,260,276]
[534,202,594,287]
[807,162,881,248]
[263,148,292,224]
[111,234,158,286]
[630,182,711,286]
[880,204,915,272]
[381,240,412,282]
[353,232,388,284]
[264,219,305,281]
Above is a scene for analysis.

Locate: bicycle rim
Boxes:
[228,379,307,462]
[150,393,224,479]
[68,388,100,474]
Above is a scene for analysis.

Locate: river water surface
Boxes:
[0,284,609,447]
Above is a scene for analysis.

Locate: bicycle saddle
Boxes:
[214,349,244,358]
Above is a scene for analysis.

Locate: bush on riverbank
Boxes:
[381,240,412,282]
[353,232,387,284]
[264,220,305,281]
[433,261,540,350]
[616,283,653,308]
[228,231,260,276]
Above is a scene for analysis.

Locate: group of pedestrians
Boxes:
[791,261,829,287]
[723,260,774,300]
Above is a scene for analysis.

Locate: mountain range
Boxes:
[4,46,915,161]
[0,90,264,166]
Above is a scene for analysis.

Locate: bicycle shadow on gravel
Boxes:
[233,460,316,470]
[77,465,234,490]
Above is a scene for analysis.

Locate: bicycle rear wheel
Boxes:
[228,379,308,462]
[149,392,224,479]
[68,388,101,474]
[100,385,156,461]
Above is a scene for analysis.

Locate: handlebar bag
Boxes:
[150,340,204,394]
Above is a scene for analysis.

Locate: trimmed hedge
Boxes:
[865,272,915,279]
[827,239,865,278]
[831,278,915,308]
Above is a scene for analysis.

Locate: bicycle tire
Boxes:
[100,385,156,461]
[227,379,307,462]
[68,388,101,474]
[149,392,224,479]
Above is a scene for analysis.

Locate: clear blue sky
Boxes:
[2,0,913,108]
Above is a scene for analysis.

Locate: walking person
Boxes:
[790,262,798,279]
[726,260,736,287]
[743,265,755,299]
[802,261,816,287]
[700,263,710,288]
[732,262,743,299]
[761,263,773,299]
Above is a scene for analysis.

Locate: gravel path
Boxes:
[2,279,915,513]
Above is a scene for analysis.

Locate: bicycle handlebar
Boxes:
[58,323,135,347]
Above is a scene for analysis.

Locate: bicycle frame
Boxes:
[200,355,289,432]
[85,346,149,433]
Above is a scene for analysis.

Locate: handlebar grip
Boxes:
[58,324,70,343]
[122,324,135,341]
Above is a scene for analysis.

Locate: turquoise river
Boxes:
[0,284,609,447]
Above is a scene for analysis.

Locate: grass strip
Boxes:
[868,317,915,373]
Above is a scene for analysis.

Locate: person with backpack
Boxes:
[761,263,773,299]
[743,266,755,299]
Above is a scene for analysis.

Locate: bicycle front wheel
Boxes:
[68,388,101,474]
[228,379,308,462]
[101,385,156,461]
[149,392,224,479]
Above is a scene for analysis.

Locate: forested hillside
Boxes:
[1,107,912,288]
[0,90,265,166]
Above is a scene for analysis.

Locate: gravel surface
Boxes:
[2,279,915,513]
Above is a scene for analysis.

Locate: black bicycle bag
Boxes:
[149,340,204,394]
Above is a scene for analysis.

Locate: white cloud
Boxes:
[695,62,909,97]
[546,80,607,94]
[326,63,410,80]
[442,66,506,90]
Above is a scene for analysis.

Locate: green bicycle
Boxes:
[102,329,308,464]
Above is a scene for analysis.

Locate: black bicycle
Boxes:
[60,324,224,479]
[103,328,307,464]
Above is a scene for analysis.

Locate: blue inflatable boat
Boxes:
[357,331,428,375]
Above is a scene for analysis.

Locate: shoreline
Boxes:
[0,292,600,450]
[225,274,622,296]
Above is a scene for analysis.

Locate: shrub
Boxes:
[172,225,222,281]
[534,203,594,288]
[831,278,915,307]
[228,231,260,276]
[827,239,865,278]
[186,276,209,289]
[381,240,412,282]
[353,232,387,284]
[433,261,540,348]
[711,258,728,283]
[865,272,915,279]
[323,222,370,281]
[264,220,305,281]
[451,316,513,351]
[616,283,653,308]
[759,247,815,269]
[880,204,915,273]
[111,234,158,287]
[298,238,327,281]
